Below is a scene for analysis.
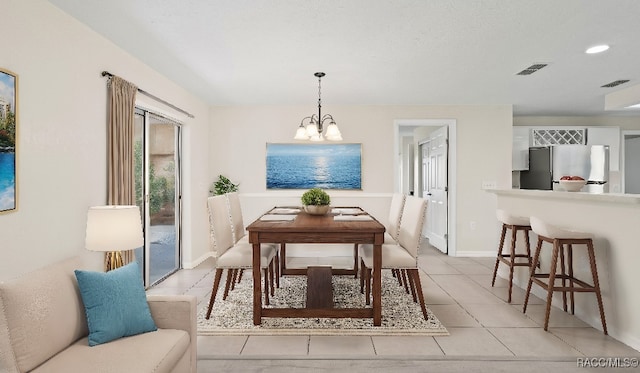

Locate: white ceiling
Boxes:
[49,0,640,116]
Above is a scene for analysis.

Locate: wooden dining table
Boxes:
[246,206,386,326]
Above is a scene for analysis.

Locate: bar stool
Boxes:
[491,209,532,303]
[523,216,608,334]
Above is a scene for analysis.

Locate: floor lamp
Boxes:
[85,205,144,271]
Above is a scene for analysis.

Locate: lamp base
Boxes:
[105,251,124,271]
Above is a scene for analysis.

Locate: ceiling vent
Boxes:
[601,80,630,88]
[516,63,548,76]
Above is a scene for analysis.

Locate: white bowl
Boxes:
[559,180,587,192]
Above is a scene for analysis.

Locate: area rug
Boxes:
[197,270,449,336]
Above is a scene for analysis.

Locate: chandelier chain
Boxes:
[317,75,322,109]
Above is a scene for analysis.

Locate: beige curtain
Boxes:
[107,75,138,265]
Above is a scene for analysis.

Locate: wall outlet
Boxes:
[481,180,497,189]
[470,221,477,230]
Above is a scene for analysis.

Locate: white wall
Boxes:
[208,105,513,258]
[0,0,211,281]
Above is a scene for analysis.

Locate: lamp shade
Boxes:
[324,122,342,141]
[305,123,319,137]
[294,125,309,140]
[85,205,144,252]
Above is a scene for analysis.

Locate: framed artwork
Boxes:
[266,143,362,190]
[0,68,17,213]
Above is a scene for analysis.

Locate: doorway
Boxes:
[394,119,457,256]
[623,130,640,193]
[134,108,182,286]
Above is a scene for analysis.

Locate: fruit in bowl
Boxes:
[560,175,585,181]
[559,176,587,192]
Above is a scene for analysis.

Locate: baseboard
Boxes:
[614,332,640,353]
[454,250,495,257]
[183,252,214,269]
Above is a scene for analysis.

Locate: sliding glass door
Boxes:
[134,108,182,286]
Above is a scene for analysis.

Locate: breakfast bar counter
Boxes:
[488,188,640,204]
[487,189,640,351]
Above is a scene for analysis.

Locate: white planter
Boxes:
[304,205,331,215]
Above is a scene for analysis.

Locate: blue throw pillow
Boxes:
[74,261,157,346]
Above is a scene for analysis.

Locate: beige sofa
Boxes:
[0,255,196,373]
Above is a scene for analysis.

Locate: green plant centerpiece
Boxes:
[210,175,239,196]
[301,188,331,215]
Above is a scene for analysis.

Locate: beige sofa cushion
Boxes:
[30,328,189,373]
[0,255,100,372]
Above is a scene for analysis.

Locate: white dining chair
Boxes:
[205,195,278,319]
[385,193,406,244]
[359,195,429,320]
[384,193,407,288]
[226,192,280,287]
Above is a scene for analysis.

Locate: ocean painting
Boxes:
[266,143,362,189]
[0,69,17,213]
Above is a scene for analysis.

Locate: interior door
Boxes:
[422,126,448,253]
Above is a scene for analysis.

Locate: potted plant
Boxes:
[301,188,331,215]
[210,175,239,196]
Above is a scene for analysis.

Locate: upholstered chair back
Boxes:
[226,192,245,243]
[387,193,406,241]
[397,196,428,258]
[207,195,234,257]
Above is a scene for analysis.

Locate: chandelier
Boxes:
[294,72,342,141]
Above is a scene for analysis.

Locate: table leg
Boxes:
[253,242,262,325]
[373,242,382,326]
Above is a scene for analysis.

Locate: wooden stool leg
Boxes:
[365,268,371,305]
[269,261,275,296]
[568,244,575,314]
[543,240,561,331]
[274,250,280,288]
[407,269,418,303]
[508,225,517,303]
[401,269,411,294]
[559,243,568,312]
[280,243,287,274]
[492,224,507,287]
[523,227,532,267]
[394,269,403,286]
[587,240,608,335]
[223,269,234,300]
[360,258,365,294]
[229,268,238,291]
[409,269,429,320]
[205,268,224,319]
[524,238,543,313]
[263,267,270,306]
[353,244,359,279]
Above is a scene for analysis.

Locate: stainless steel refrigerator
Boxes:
[520,145,609,193]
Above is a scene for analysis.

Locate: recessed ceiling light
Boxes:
[586,45,610,54]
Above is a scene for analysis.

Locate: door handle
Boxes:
[426,193,432,196]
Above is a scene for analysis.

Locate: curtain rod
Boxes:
[101,71,195,119]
